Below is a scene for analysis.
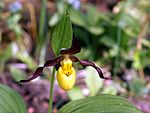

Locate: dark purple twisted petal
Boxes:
[19,56,64,83]
[79,60,112,80]
[60,37,81,55]
[19,67,44,83]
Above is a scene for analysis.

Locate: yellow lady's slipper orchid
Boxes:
[19,38,111,90]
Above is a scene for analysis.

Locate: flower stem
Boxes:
[48,68,56,113]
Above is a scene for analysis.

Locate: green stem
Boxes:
[48,68,56,113]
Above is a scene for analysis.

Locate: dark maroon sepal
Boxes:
[18,56,64,83]
[79,60,112,80]
[69,55,79,62]
[44,56,64,67]
[19,67,44,83]
[60,38,81,55]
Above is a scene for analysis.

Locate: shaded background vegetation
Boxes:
[0,0,150,113]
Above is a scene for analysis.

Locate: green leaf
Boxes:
[67,86,84,101]
[85,67,103,96]
[7,14,22,36]
[99,36,116,48]
[69,8,86,27]
[86,26,104,35]
[0,45,12,62]
[59,94,141,113]
[69,6,104,35]
[0,84,27,113]
[56,0,65,14]
[52,6,73,55]
[49,13,61,26]
[142,39,150,48]
[86,5,101,26]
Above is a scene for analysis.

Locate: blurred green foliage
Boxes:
[68,0,150,75]
[1,0,150,99]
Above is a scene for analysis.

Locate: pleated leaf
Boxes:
[0,84,27,113]
[52,5,72,56]
[59,94,141,113]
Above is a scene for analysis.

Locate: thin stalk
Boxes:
[48,68,56,113]
[136,14,148,80]
[36,0,47,55]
